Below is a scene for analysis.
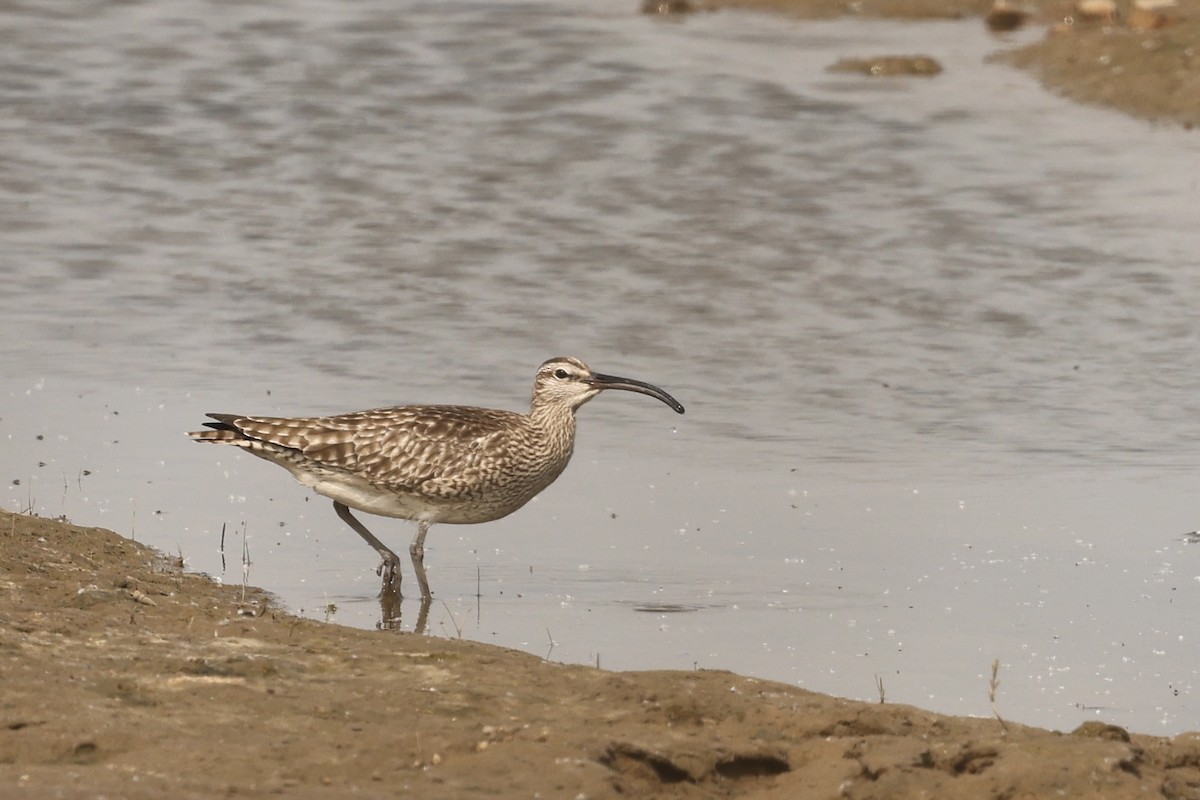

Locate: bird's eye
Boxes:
[554,368,570,379]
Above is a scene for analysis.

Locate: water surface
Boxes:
[3,0,1199,734]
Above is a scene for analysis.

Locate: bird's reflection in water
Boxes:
[377,574,430,634]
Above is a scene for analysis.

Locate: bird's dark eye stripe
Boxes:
[554,368,570,379]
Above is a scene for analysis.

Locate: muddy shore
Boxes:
[2,509,1199,798]
[704,0,1200,127]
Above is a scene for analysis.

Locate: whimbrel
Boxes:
[188,357,684,600]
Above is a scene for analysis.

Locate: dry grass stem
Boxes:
[990,658,1009,733]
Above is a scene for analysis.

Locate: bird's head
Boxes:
[531,356,685,415]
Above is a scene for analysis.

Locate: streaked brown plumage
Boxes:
[188,357,684,600]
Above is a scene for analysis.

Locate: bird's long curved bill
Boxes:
[589,373,685,414]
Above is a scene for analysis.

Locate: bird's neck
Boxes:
[529,401,578,453]
[529,399,577,427]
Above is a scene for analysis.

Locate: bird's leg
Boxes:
[410,520,432,601]
[334,501,403,595]
[411,519,430,561]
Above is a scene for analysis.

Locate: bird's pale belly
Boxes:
[305,473,536,526]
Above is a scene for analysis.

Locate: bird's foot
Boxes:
[377,553,402,593]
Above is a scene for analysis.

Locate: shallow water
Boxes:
[3,0,1200,734]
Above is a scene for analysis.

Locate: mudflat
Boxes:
[708,0,1200,127]
[2,509,1199,798]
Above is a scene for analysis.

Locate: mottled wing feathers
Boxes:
[192,406,533,496]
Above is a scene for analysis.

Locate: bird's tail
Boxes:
[187,413,248,444]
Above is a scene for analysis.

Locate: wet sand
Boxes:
[707,0,1200,127]
[3,509,1199,798]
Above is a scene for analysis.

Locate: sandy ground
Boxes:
[699,0,1200,127]
[3,509,1200,799]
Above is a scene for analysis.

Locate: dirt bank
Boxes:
[703,0,1200,127]
[2,509,1200,798]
